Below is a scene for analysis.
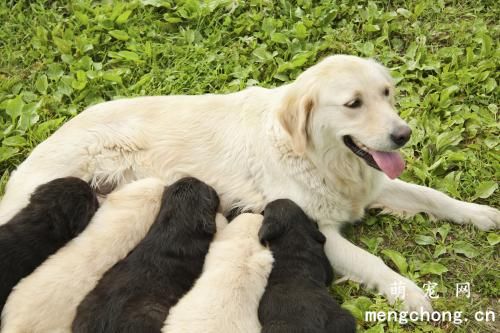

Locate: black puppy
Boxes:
[0,177,98,312]
[72,177,220,333]
[258,199,356,333]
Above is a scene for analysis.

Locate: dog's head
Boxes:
[157,177,220,236]
[30,177,99,239]
[259,199,333,285]
[278,55,411,179]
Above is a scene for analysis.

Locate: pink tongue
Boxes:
[368,150,405,179]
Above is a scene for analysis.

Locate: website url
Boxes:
[364,310,496,325]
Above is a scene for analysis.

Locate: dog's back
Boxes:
[73,177,220,333]
[0,177,97,312]
[163,213,273,333]
[258,199,356,333]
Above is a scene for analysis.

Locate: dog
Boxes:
[163,213,273,333]
[0,55,498,311]
[0,177,97,314]
[0,178,165,333]
[258,199,356,333]
[72,177,222,333]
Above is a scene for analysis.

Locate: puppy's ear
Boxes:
[192,204,218,236]
[51,187,98,238]
[258,217,286,245]
[311,223,327,244]
[196,193,220,236]
[199,216,217,235]
[314,230,327,244]
[277,87,316,155]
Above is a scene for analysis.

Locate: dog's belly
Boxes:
[90,146,266,215]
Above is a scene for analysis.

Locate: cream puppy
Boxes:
[163,213,273,333]
[0,178,165,333]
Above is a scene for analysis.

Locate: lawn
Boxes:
[0,0,498,332]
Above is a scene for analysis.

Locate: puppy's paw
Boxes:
[380,276,433,313]
[460,203,500,231]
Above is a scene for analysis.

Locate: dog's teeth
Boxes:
[351,137,369,151]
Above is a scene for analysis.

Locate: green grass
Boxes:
[0,0,498,332]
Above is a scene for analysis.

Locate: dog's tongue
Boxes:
[368,150,405,179]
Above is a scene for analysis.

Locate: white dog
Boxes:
[0,55,498,312]
[0,178,165,333]
[163,213,273,333]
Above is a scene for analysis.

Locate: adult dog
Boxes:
[0,177,97,313]
[72,177,222,333]
[0,55,498,311]
[258,199,356,333]
[1,178,165,333]
[163,213,273,333]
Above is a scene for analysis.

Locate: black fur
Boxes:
[258,199,357,333]
[0,177,98,312]
[72,177,220,333]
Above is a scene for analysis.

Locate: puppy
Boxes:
[0,177,98,313]
[72,177,222,333]
[1,178,165,333]
[163,213,273,333]
[258,199,356,333]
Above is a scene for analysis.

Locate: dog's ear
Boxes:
[64,202,90,236]
[190,201,218,236]
[258,218,285,245]
[258,207,289,245]
[277,87,316,155]
[198,185,220,235]
[311,222,327,244]
[198,215,217,235]
[313,230,327,244]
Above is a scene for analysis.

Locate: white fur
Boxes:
[163,213,272,333]
[0,55,498,312]
[0,178,165,333]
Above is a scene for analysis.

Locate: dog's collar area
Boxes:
[342,136,381,171]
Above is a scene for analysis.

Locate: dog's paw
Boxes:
[460,203,500,231]
[380,276,433,313]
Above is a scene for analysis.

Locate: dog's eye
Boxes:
[383,88,390,97]
[344,98,362,108]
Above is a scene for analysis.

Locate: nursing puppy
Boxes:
[163,213,273,333]
[1,178,165,333]
[258,199,356,333]
[0,177,98,313]
[72,177,221,333]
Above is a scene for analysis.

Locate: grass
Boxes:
[0,0,498,332]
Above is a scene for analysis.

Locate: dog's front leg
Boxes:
[371,178,500,230]
[320,225,432,312]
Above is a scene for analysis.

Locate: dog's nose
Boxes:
[390,125,412,147]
